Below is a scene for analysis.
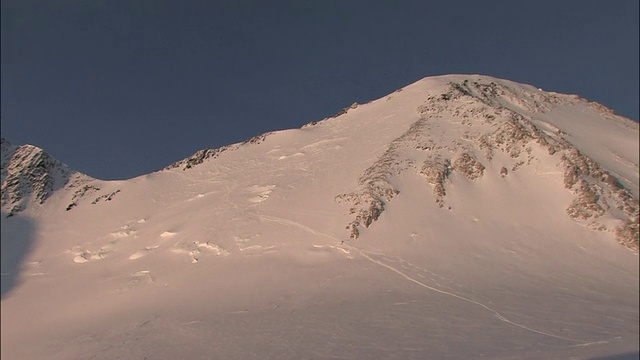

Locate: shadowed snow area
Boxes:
[1,75,638,359]
[0,213,36,297]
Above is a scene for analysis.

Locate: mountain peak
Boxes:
[2,76,638,359]
[322,78,639,249]
[2,77,638,248]
[0,140,92,216]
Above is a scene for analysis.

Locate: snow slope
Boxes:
[1,75,638,359]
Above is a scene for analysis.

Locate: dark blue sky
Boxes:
[2,0,638,180]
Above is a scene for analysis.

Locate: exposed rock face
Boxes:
[559,148,639,249]
[566,182,606,220]
[336,146,403,239]
[419,158,450,207]
[1,139,75,216]
[617,216,640,250]
[165,146,233,170]
[166,132,274,171]
[334,80,639,250]
[336,190,395,240]
[453,153,485,180]
[0,138,124,216]
[65,184,100,211]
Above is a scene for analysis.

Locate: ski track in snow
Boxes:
[353,248,589,344]
[258,213,613,346]
[259,215,341,243]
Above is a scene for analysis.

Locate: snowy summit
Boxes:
[1,75,639,359]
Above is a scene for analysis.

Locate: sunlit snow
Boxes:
[1,75,638,359]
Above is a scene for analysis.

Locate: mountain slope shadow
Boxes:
[1,213,36,298]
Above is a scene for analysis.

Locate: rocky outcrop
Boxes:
[336,188,397,240]
[336,79,638,251]
[566,181,606,220]
[241,132,274,146]
[560,149,639,249]
[445,80,638,250]
[336,146,403,239]
[335,116,425,239]
[419,158,450,207]
[453,153,485,180]
[65,183,100,211]
[1,139,123,215]
[616,216,640,250]
[1,139,75,216]
[165,146,234,171]
[166,132,274,171]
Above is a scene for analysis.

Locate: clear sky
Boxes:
[2,0,639,180]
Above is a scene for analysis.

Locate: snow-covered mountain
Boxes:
[1,138,91,216]
[2,75,638,359]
